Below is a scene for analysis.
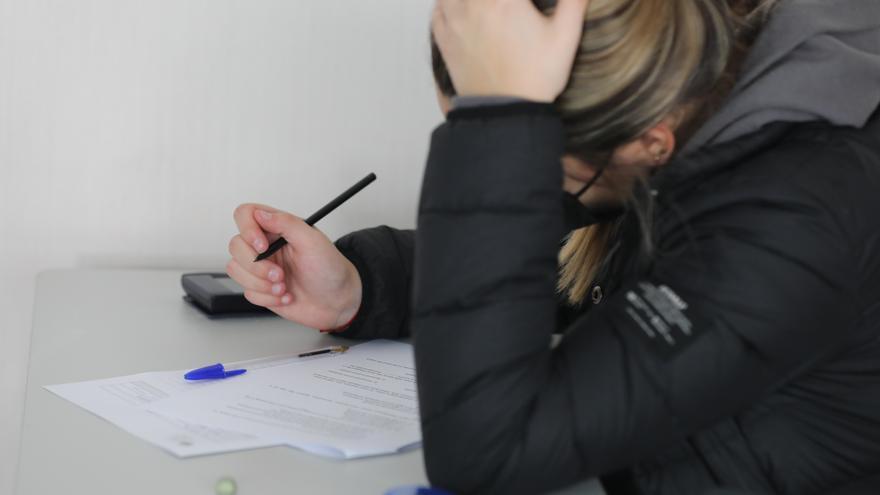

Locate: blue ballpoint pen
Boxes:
[183,346,349,381]
[184,363,247,381]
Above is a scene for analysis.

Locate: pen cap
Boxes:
[185,363,224,380]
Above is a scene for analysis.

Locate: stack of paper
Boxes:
[45,340,421,459]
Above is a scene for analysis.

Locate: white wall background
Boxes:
[0,1,440,492]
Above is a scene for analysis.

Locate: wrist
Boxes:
[446,100,559,122]
[454,89,554,104]
[325,263,362,333]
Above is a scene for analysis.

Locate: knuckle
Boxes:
[257,261,273,278]
[235,203,261,226]
[233,203,248,219]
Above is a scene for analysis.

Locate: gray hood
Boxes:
[685,0,880,153]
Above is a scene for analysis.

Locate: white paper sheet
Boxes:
[45,369,277,457]
[147,340,421,459]
[45,340,420,459]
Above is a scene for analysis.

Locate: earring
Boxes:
[655,149,667,164]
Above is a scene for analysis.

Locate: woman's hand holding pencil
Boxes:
[225,175,376,331]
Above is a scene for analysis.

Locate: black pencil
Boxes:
[253,173,377,262]
[298,346,348,358]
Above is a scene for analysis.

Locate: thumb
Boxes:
[254,209,318,246]
[552,0,590,45]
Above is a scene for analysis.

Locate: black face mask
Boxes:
[562,165,624,230]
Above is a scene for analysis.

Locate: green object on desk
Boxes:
[215,477,237,495]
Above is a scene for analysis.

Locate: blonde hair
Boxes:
[430,0,782,306]
[555,0,781,305]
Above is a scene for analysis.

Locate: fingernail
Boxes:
[256,210,272,221]
[271,283,284,295]
[253,238,266,252]
[281,294,292,305]
[268,268,280,281]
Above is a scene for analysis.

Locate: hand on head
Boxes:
[431,0,591,103]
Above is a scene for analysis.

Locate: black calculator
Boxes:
[181,272,275,317]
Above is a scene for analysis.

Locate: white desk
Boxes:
[16,269,605,495]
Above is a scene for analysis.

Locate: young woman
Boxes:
[225,0,880,493]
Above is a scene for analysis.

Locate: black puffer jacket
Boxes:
[333,102,880,495]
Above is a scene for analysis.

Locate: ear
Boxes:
[636,120,677,168]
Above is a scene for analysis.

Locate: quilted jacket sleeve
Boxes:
[332,226,415,339]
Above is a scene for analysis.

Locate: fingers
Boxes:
[431,6,451,68]
[552,0,591,40]
[554,0,591,19]
[226,258,284,296]
[227,239,291,308]
[434,0,462,18]
[243,289,292,309]
[252,210,327,251]
[233,203,280,253]
[433,0,466,42]
[252,209,298,236]
[227,235,283,282]
[431,3,446,41]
